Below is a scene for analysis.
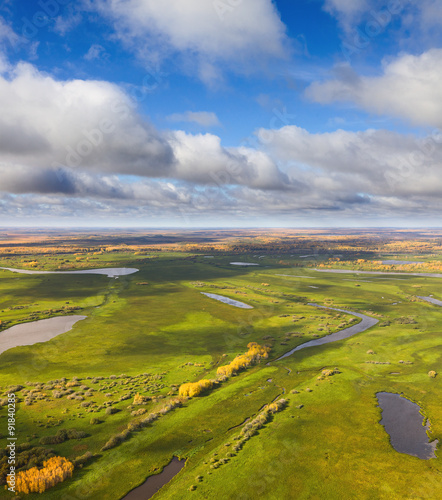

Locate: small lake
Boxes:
[275,304,378,361]
[0,267,139,278]
[417,296,442,307]
[201,292,253,309]
[0,315,87,355]
[121,457,186,500]
[377,392,438,459]
[230,262,259,266]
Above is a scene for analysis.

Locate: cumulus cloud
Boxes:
[306,50,442,129]
[2,58,442,222]
[169,131,292,190]
[257,125,442,203]
[0,60,294,196]
[0,61,174,176]
[167,111,221,128]
[90,0,289,84]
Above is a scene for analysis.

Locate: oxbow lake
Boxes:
[0,267,139,278]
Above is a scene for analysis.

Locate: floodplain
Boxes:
[0,228,440,499]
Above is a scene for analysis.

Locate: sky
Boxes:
[0,0,442,228]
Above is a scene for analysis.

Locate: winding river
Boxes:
[0,315,87,355]
[314,268,442,279]
[275,304,378,361]
[121,457,186,500]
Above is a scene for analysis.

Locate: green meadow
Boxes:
[0,251,440,499]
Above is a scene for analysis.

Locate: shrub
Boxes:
[428,371,437,378]
[131,408,147,417]
[105,407,118,415]
[90,418,101,425]
[133,393,149,405]
[39,429,86,445]
[101,430,131,451]
[73,451,93,468]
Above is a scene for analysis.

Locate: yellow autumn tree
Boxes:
[216,343,271,379]
[179,379,214,397]
[10,456,74,494]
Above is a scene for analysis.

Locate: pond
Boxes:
[275,304,378,361]
[0,315,87,355]
[377,392,438,459]
[201,292,253,309]
[417,296,442,307]
[121,457,186,500]
[229,262,259,266]
[0,267,139,278]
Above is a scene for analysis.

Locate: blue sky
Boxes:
[0,0,442,227]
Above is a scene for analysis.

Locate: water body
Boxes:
[0,315,87,355]
[314,268,442,279]
[122,457,186,500]
[417,296,442,307]
[381,260,424,265]
[230,262,259,266]
[275,304,378,361]
[275,275,315,279]
[0,267,139,278]
[201,292,253,309]
[377,392,438,459]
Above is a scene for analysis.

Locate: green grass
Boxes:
[0,252,440,499]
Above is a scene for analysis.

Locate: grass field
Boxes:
[0,245,440,499]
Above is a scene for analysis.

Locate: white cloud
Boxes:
[90,0,289,84]
[169,131,291,190]
[0,61,174,176]
[167,111,221,128]
[84,44,107,61]
[323,0,369,31]
[2,59,442,221]
[306,50,442,129]
[257,125,442,202]
[0,60,291,194]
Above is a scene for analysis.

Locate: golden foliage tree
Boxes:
[9,456,74,494]
[216,343,271,379]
